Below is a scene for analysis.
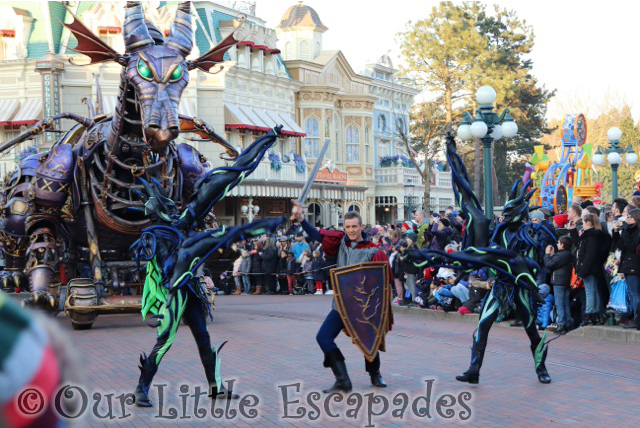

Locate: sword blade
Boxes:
[297,138,331,204]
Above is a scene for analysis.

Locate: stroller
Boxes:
[293,274,307,295]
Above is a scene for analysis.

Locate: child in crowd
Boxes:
[240,249,252,294]
[284,252,299,295]
[311,250,326,295]
[303,253,314,294]
[544,235,574,334]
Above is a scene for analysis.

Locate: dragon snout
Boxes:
[144,124,179,153]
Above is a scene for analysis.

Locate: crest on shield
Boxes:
[330,261,392,362]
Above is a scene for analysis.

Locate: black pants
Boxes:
[316,309,380,373]
[146,287,219,387]
[264,274,277,293]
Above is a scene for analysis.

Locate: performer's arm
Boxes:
[300,219,323,242]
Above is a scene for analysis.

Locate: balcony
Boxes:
[242,157,308,184]
[375,166,423,187]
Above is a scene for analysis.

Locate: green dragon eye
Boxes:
[170,65,183,82]
[137,60,153,80]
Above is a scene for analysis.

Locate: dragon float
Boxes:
[0,1,268,329]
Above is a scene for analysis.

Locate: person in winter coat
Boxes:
[544,235,574,334]
[618,208,640,329]
[401,233,421,304]
[239,249,252,294]
[392,242,407,304]
[303,253,314,294]
[311,250,326,295]
[459,276,491,314]
[249,241,264,294]
[284,252,300,295]
[427,217,452,251]
[232,254,243,295]
[574,213,611,325]
[276,250,289,294]
[261,238,279,295]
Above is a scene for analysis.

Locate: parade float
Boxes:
[527,113,600,212]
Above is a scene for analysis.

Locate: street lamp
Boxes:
[241,198,260,222]
[456,85,518,222]
[592,127,637,199]
[404,179,415,220]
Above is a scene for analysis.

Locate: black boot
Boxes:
[365,354,387,388]
[202,342,239,400]
[531,342,551,384]
[322,348,352,393]
[134,353,158,407]
[456,340,485,384]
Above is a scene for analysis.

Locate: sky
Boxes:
[254,0,640,122]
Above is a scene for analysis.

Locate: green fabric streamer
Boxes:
[141,256,167,320]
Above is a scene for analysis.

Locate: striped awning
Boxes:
[264,110,306,136]
[0,99,20,125]
[11,99,43,125]
[239,105,271,129]
[225,103,269,132]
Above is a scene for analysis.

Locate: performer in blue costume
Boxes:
[409,132,557,385]
[130,128,284,407]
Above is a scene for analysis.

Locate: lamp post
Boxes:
[404,179,415,220]
[456,86,518,222]
[592,127,638,200]
[241,198,260,223]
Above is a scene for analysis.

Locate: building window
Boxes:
[396,118,404,134]
[284,42,292,59]
[304,117,319,158]
[347,204,360,213]
[334,113,340,162]
[346,124,360,163]
[300,40,309,60]
[365,126,370,163]
[378,114,386,131]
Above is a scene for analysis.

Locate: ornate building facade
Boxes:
[0,1,454,226]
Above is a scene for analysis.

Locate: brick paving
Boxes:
[54,295,639,427]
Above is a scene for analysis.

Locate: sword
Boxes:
[290,138,331,220]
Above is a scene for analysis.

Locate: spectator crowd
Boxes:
[217,196,640,334]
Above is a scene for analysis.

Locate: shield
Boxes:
[330,261,392,362]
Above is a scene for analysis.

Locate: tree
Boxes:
[398,101,448,214]
[398,2,555,205]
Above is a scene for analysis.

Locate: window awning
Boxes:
[10,98,43,126]
[224,103,269,132]
[239,105,271,129]
[265,110,306,136]
[0,99,20,125]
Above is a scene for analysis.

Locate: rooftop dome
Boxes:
[277,2,328,33]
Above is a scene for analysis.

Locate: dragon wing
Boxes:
[445,132,490,249]
[61,6,122,64]
[188,32,238,72]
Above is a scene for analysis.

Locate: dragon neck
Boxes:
[107,69,143,147]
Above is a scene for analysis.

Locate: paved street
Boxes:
[55,295,639,427]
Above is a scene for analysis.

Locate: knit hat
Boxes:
[402,221,415,230]
[634,190,640,196]
[580,200,594,209]
[440,218,450,228]
[553,213,568,227]
[406,230,418,241]
[530,210,545,221]
[540,207,552,218]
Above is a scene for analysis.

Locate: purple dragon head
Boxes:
[63,1,238,154]
[122,1,192,153]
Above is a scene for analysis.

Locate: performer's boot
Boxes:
[254,285,263,295]
[365,354,387,387]
[530,340,551,384]
[456,340,485,384]
[134,353,158,407]
[322,348,352,393]
[202,343,239,400]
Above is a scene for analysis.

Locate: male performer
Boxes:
[291,201,391,392]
